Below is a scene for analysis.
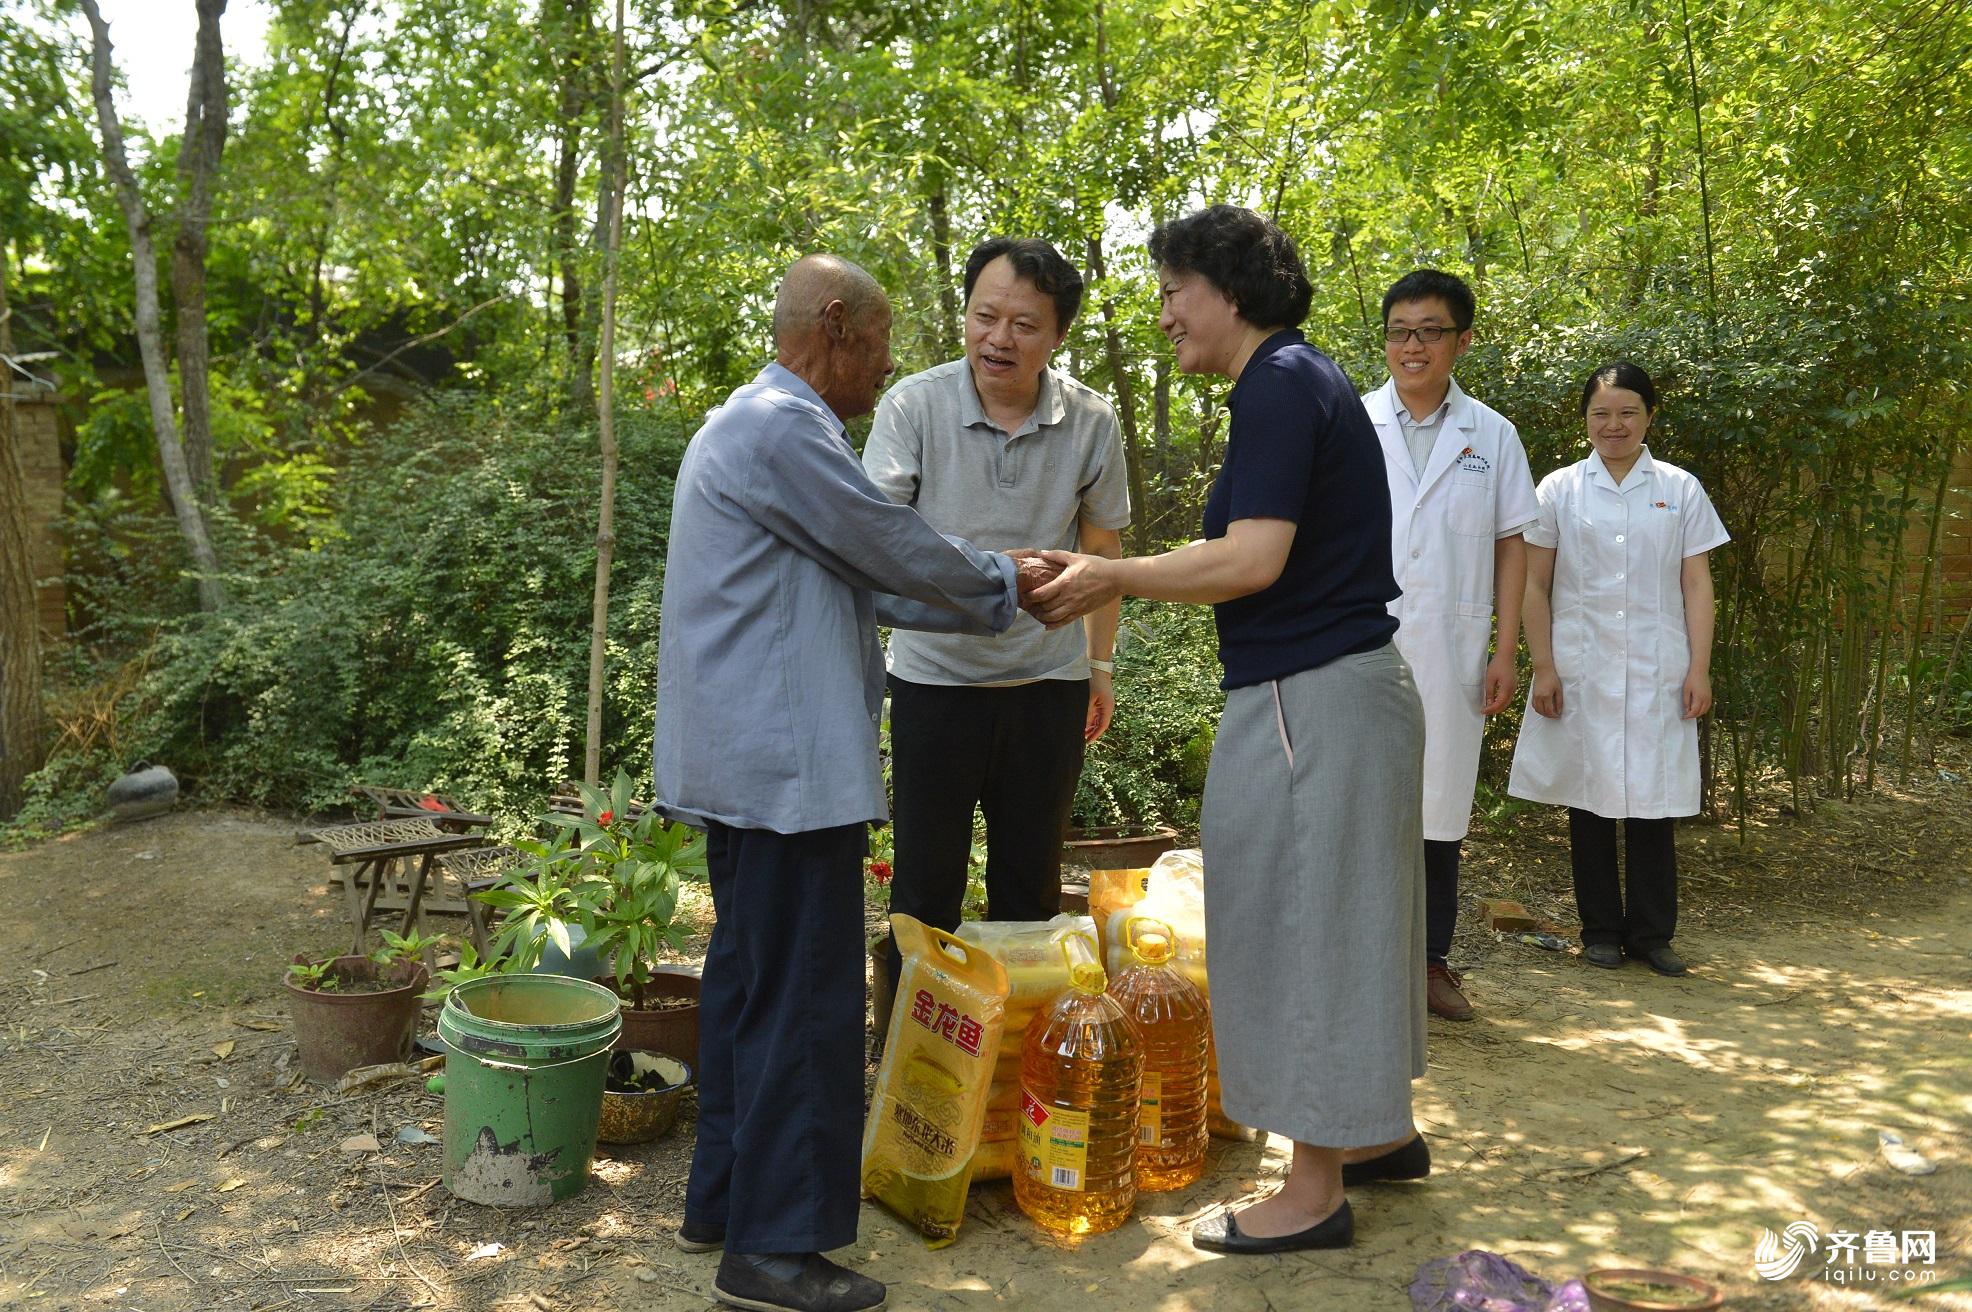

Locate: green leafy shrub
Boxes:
[118,392,690,815]
[1073,599,1223,833]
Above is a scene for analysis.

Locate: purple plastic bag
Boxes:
[1410,1251,1591,1312]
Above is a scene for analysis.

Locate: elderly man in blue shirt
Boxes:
[654,254,1044,1312]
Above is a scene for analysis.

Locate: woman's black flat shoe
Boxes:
[1341,1134,1431,1186]
[1192,1200,1354,1254]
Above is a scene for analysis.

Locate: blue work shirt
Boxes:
[1204,330,1400,689]
[653,363,1020,835]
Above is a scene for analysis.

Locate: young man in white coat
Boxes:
[1365,271,1537,1022]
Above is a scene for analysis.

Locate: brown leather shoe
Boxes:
[1426,963,1474,1021]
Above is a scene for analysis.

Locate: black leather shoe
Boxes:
[1191,1200,1354,1254]
[1640,946,1688,977]
[1583,943,1624,969]
[676,1217,725,1252]
[714,1252,885,1312]
[1342,1134,1431,1186]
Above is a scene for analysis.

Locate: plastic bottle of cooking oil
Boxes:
[1106,916,1210,1191]
[1013,932,1144,1237]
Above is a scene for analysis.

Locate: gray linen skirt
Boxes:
[1201,642,1427,1147]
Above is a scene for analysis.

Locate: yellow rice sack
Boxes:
[860,915,1008,1246]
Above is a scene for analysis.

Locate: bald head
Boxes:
[772,253,896,421]
[772,254,887,349]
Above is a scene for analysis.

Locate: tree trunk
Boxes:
[1084,233,1150,555]
[0,230,48,818]
[583,0,627,786]
[80,0,226,613]
[1901,435,1957,781]
[552,0,598,414]
[927,186,959,359]
[170,0,229,504]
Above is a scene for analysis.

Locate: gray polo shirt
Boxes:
[863,360,1132,686]
[653,363,1019,834]
[1399,392,1452,476]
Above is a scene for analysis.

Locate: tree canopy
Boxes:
[3,0,1969,827]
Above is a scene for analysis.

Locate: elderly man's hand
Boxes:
[1007,550,1063,604]
[1025,550,1121,629]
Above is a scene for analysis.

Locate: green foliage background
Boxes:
[4,0,1971,833]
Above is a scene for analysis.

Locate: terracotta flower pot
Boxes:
[1060,823,1183,871]
[1583,1269,1725,1312]
[284,955,428,1083]
[608,964,701,1060]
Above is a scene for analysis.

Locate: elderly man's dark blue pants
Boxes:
[685,819,867,1254]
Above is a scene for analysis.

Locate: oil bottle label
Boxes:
[1138,1072,1162,1146]
[1018,1088,1090,1191]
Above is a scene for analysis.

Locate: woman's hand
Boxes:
[1530,666,1564,719]
[1025,551,1121,628]
[1481,650,1517,715]
[1682,669,1713,720]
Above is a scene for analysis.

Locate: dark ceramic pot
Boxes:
[107,761,179,821]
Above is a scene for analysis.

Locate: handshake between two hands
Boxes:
[1005,549,1119,629]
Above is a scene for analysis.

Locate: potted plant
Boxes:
[473,840,603,979]
[1061,822,1184,871]
[597,1050,694,1144]
[285,929,437,1083]
[539,771,707,1059]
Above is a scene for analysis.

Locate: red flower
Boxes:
[868,859,892,884]
[598,809,615,825]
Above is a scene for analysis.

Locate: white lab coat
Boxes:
[1368,378,1539,841]
[1507,448,1730,819]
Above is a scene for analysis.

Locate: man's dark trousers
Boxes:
[885,675,1089,937]
[685,820,866,1253]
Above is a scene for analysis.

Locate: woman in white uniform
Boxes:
[1508,361,1729,977]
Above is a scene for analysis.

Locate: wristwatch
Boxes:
[1087,658,1115,674]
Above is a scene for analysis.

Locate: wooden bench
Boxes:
[301,817,490,954]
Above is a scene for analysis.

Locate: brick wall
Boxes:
[13,386,65,642]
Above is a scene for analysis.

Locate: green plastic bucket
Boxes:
[439,975,623,1207]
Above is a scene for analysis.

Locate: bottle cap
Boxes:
[1060,931,1107,994]
[1126,916,1176,965]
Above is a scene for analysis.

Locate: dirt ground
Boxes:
[2,766,1969,1312]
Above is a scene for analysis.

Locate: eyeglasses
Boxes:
[1383,326,1462,344]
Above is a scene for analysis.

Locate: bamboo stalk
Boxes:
[1863,452,1918,790]
[1902,437,1957,781]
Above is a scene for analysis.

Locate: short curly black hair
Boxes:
[1147,205,1312,328]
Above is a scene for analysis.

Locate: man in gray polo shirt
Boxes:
[864,237,1131,949]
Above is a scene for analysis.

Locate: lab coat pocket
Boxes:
[1551,606,1588,687]
[1450,472,1492,537]
[1454,603,1493,688]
